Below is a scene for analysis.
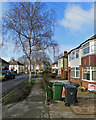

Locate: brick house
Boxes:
[25,61,45,73]
[9,59,24,73]
[58,51,68,79]
[68,35,96,88]
[51,61,58,74]
[0,58,9,70]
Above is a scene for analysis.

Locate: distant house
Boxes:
[58,51,68,79]
[51,61,58,74]
[0,58,9,70]
[68,34,96,88]
[25,61,45,73]
[9,59,24,73]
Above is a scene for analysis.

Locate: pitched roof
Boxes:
[67,34,96,55]
[0,58,9,64]
[9,61,24,65]
[52,61,58,65]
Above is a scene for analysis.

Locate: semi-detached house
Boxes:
[58,51,68,79]
[51,61,58,74]
[68,35,96,88]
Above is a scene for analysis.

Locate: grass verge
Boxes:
[32,76,38,78]
[15,73,22,76]
[2,79,35,105]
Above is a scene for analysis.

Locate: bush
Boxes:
[24,80,35,87]
[32,76,38,78]
[31,72,35,74]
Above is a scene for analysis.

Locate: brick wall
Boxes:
[82,81,96,88]
[70,78,80,84]
[81,55,96,67]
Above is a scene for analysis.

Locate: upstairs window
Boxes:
[76,50,79,58]
[82,42,90,55]
[72,52,75,59]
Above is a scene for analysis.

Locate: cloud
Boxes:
[59,4,94,31]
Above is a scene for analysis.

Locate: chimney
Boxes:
[64,51,67,56]
[12,59,14,62]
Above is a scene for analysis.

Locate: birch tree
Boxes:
[2,2,58,82]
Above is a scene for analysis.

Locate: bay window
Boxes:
[92,67,96,81]
[83,67,96,81]
[71,67,79,78]
[71,68,75,77]
[76,67,79,78]
[83,67,90,80]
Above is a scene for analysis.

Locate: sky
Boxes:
[0,1,94,62]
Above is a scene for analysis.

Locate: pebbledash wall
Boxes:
[68,35,96,88]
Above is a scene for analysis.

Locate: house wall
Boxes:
[68,39,96,88]
[82,55,96,67]
[58,57,68,79]
[9,65,24,73]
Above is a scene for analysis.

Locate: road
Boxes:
[0,74,29,96]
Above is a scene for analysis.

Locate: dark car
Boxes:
[0,70,15,80]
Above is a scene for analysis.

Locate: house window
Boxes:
[71,68,75,77]
[82,42,90,55]
[76,67,79,78]
[71,67,79,78]
[41,64,43,67]
[91,41,96,52]
[76,50,79,58]
[72,52,75,59]
[83,67,90,80]
[69,55,71,61]
[58,68,61,74]
[56,64,58,67]
[92,67,96,81]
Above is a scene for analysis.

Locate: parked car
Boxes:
[0,72,5,80]
[0,70,15,80]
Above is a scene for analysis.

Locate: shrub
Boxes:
[24,80,35,87]
[31,72,35,74]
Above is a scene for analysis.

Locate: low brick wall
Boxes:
[70,78,80,84]
[82,80,96,88]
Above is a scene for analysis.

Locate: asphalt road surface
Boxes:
[1,74,29,96]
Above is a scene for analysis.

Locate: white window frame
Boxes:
[71,67,80,78]
[82,67,96,82]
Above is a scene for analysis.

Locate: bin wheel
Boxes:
[75,100,78,103]
[65,103,70,106]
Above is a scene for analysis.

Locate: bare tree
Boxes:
[18,55,27,64]
[2,2,58,82]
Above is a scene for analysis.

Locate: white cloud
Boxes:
[59,4,94,31]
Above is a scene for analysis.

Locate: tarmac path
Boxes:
[2,77,50,118]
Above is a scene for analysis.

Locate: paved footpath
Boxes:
[2,78,50,118]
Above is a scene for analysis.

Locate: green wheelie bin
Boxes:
[53,82,64,100]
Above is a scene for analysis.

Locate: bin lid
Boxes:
[53,82,64,86]
[65,84,76,88]
[68,84,79,87]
